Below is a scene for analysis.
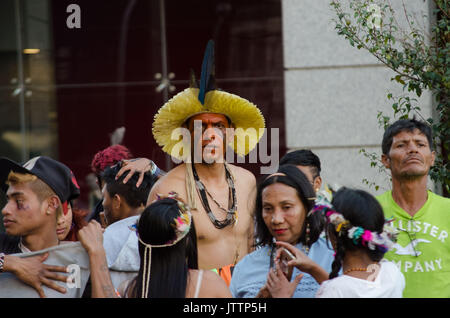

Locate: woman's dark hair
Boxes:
[254,164,321,248]
[128,198,198,298]
[64,201,89,242]
[327,188,386,279]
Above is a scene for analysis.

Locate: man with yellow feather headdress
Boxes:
[148,41,265,281]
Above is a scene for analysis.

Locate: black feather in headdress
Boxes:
[197,40,216,105]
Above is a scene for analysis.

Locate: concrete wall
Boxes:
[282,0,435,195]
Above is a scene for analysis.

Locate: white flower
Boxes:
[329,213,345,225]
[347,227,357,239]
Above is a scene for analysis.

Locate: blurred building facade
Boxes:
[0,0,285,216]
[0,0,438,232]
[282,0,437,195]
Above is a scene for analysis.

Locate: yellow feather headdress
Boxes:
[152,40,265,161]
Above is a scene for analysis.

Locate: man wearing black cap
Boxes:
[0,156,80,297]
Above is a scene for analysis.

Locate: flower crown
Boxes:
[130,191,192,247]
[311,201,398,253]
[160,191,192,246]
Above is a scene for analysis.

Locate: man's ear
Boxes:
[45,195,61,216]
[381,154,391,169]
[314,176,322,193]
[113,194,122,210]
[430,150,436,167]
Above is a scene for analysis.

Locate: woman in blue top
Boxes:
[229,164,334,298]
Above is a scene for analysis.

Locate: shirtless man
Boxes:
[149,113,257,270]
[149,41,265,272]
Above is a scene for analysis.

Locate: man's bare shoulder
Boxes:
[163,164,187,179]
[148,164,187,201]
[227,164,256,184]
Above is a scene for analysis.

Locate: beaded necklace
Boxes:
[343,262,380,275]
[191,163,237,229]
[343,267,368,275]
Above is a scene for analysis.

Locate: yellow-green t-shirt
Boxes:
[377,190,450,298]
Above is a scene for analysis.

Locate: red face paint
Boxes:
[188,113,230,132]
[62,201,69,215]
[187,113,231,162]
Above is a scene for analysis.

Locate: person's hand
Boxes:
[275,241,316,273]
[266,261,303,298]
[77,220,105,256]
[115,158,154,188]
[275,241,329,284]
[99,211,108,228]
[255,284,272,298]
[6,253,68,298]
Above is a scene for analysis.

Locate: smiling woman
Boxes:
[254,165,318,248]
[229,164,335,298]
[262,182,306,244]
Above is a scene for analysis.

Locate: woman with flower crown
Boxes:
[77,192,231,298]
[273,187,405,298]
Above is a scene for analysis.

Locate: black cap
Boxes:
[0,156,80,202]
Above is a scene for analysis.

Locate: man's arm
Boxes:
[2,253,68,298]
[86,251,117,298]
[247,216,255,253]
[77,221,118,298]
[115,158,165,188]
[245,170,257,252]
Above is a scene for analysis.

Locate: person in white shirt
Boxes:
[316,187,404,298]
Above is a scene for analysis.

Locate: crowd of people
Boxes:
[0,41,449,299]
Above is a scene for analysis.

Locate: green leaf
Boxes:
[394,75,405,85]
